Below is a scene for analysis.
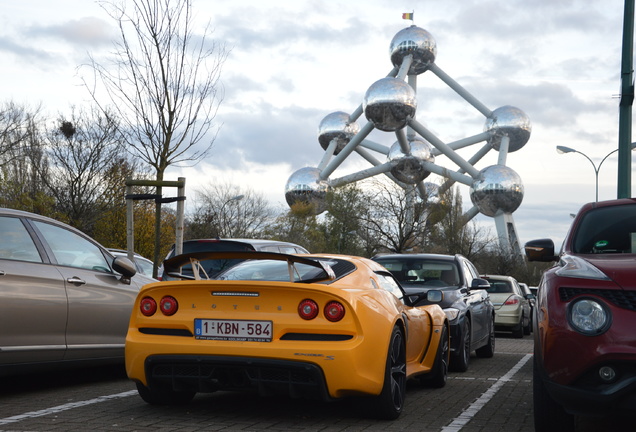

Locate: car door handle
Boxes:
[67,277,86,285]
[0,270,5,276]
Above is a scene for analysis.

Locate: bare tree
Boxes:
[0,101,40,165]
[323,184,368,255]
[263,203,327,253]
[358,178,433,254]
[188,183,275,239]
[85,0,228,274]
[426,186,493,261]
[36,106,126,235]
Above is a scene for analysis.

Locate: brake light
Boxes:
[324,301,345,322]
[504,297,519,305]
[298,299,319,320]
[140,297,157,316]
[160,296,179,316]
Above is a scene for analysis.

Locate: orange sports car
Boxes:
[125,251,449,419]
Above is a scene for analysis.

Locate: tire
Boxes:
[371,326,407,420]
[523,313,531,335]
[420,324,449,388]
[135,382,196,406]
[475,315,495,358]
[533,358,575,432]
[512,316,524,338]
[450,320,470,372]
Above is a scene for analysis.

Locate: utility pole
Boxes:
[618,0,634,198]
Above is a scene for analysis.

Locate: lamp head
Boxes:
[556,145,576,154]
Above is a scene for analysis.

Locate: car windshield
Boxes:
[376,258,460,288]
[174,241,255,278]
[572,204,636,254]
[216,259,335,282]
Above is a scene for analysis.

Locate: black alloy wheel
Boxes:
[421,324,449,388]
[475,315,495,358]
[451,320,471,372]
[371,325,407,420]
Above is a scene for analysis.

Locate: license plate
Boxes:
[194,319,272,342]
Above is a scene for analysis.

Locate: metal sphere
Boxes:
[484,105,531,152]
[284,167,330,214]
[390,26,437,75]
[388,138,435,183]
[318,111,360,155]
[470,165,524,217]
[363,77,417,132]
[422,182,440,204]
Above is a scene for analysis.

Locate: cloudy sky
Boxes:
[1,0,632,249]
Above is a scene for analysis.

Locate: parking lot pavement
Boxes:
[0,335,535,431]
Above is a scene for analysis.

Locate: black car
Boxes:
[160,238,310,280]
[373,253,495,371]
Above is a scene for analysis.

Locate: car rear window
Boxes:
[0,216,42,263]
[572,204,636,254]
[217,258,354,282]
[486,280,513,294]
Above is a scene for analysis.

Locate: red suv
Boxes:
[525,198,636,431]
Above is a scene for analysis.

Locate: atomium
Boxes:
[286,23,530,257]
[363,77,417,131]
[318,111,360,155]
[388,138,434,184]
[484,105,532,152]
[470,165,524,217]
[284,167,330,214]
[390,25,437,75]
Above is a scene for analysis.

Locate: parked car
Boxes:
[526,198,636,430]
[108,248,155,278]
[481,274,531,338]
[0,208,156,376]
[126,251,449,419]
[518,282,535,331]
[160,238,310,280]
[373,253,495,372]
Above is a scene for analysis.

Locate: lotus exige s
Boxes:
[125,251,449,419]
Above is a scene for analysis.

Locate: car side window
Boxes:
[460,260,474,287]
[0,216,42,263]
[32,220,111,272]
[375,272,404,301]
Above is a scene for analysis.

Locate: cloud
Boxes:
[26,17,114,47]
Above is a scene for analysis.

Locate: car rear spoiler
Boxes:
[163,251,336,282]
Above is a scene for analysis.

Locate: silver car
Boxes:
[481,274,531,338]
[0,208,156,375]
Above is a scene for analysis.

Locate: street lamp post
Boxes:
[556,143,636,202]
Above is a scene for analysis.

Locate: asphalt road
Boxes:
[0,334,626,432]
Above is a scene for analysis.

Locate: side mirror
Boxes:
[471,278,491,290]
[112,256,137,284]
[427,290,443,303]
[525,238,558,262]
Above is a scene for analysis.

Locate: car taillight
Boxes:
[324,301,345,322]
[160,296,179,316]
[504,297,519,305]
[298,299,319,320]
[140,297,157,316]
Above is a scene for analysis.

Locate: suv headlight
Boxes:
[556,255,610,280]
[568,298,611,335]
[443,308,460,321]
